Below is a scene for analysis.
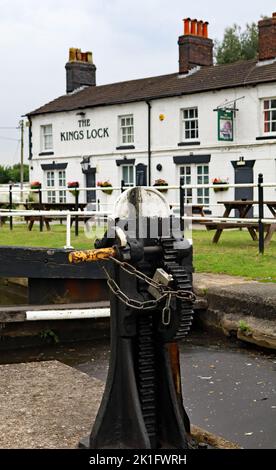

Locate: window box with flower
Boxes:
[30,181,41,190]
[153,178,168,193]
[67,181,80,197]
[29,182,42,202]
[97,181,113,195]
[212,178,229,192]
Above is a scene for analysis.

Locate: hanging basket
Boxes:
[69,189,80,197]
[30,182,41,193]
[100,187,113,195]
[213,183,229,193]
[67,182,80,197]
[153,184,168,193]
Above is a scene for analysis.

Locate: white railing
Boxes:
[1,181,276,194]
[0,178,275,252]
[0,210,111,249]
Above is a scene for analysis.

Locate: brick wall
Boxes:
[258,13,276,61]
[178,35,213,74]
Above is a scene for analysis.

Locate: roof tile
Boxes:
[28,59,276,116]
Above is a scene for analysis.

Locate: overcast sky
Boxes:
[0,0,275,166]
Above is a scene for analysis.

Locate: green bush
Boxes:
[0,164,29,184]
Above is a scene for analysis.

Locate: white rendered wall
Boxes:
[30,80,276,216]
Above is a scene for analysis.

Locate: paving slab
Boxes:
[0,360,238,449]
[0,361,103,449]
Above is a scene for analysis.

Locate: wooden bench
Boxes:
[203,221,272,244]
[25,215,51,231]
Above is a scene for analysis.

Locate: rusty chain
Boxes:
[101,257,195,315]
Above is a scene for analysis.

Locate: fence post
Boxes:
[258,173,264,255]
[64,213,73,249]
[9,183,13,230]
[179,176,184,232]
[39,188,43,232]
[75,190,79,237]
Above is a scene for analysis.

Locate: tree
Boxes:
[0,164,29,184]
[215,22,258,64]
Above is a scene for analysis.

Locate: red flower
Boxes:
[97,181,112,187]
[30,181,41,188]
[67,181,79,188]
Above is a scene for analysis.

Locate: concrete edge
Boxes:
[197,308,276,350]
[190,425,241,449]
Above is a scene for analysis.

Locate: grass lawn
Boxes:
[0,223,275,282]
[193,230,276,282]
[0,223,96,250]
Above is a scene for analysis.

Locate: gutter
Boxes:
[27,116,33,160]
[146,100,152,186]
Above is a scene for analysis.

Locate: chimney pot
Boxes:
[183,18,191,35]
[203,22,209,38]
[191,19,197,35]
[197,20,203,37]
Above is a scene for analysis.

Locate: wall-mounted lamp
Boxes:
[81,156,91,173]
[156,164,162,171]
[237,156,246,166]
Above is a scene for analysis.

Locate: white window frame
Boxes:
[181,107,199,141]
[58,170,66,203]
[121,164,134,187]
[262,98,276,135]
[41,124,53,151]
[179,164,209,205]
[45,169,67,203]
[196,165,209,205]
[119,115,134,145]
[179,165,192,204]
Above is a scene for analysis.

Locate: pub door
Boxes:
[136,163,147,186]
[231,160,255,217]
[85,168,96,204]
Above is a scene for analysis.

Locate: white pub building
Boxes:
[27,13,276,215]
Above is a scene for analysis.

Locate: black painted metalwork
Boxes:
[80,187,194,449]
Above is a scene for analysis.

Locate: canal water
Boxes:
[0,329,275,449]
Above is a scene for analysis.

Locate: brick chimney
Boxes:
[65,48,96,93]
[178,18,213,74]
[258,12,276,61]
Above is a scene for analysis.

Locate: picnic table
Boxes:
[191,204,205,217]
[172,204,205,221]
[203,200,276,245]
[23,202,87,231]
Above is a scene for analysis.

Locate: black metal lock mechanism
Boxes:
[69,187,195,449]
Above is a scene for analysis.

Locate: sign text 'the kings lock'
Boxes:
[60,119,109,142]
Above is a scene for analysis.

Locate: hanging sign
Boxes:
[218,110,233,141]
